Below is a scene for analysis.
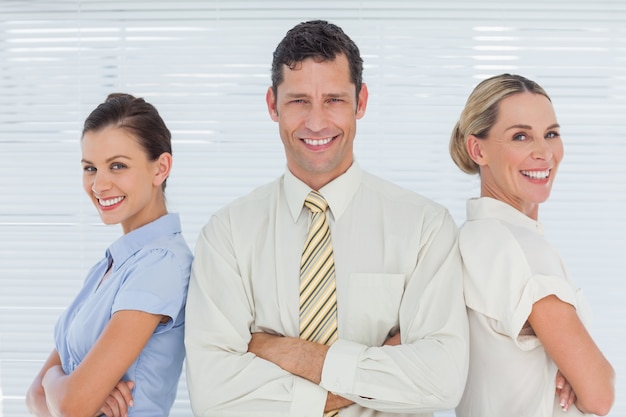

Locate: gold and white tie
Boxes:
[300,190,338,345]
[300,191,339,416]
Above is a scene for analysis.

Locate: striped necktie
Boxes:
[300,191,339,416]
[300,190,338,346]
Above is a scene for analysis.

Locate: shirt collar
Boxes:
[107,213,182,268]
[284,161,362,222]
[466,197,545,235]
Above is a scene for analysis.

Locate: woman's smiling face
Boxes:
[468,92,563,219]
[81,126,167,233]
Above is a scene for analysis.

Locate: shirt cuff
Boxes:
[320,339,365,394]
[289,377,327,417]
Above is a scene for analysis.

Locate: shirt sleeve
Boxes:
[112,248,187,333]
[460,220,579,350]
[320,208,469,413]
[184,214,327,417]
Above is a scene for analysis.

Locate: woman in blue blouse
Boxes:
[26,94,192,417]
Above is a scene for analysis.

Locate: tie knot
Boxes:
[304,191,328,213]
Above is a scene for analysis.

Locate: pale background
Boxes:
[0,1,624,416]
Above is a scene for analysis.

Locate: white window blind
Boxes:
[1,1,624,416]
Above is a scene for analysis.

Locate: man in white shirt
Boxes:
[185,20,469,417]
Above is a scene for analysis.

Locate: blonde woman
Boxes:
[450,74,614,416]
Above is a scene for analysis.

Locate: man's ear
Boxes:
[466,135,487,166]
[355,83,368,119]
[266,87,279,122]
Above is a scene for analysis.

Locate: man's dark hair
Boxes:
[271,20,363,99]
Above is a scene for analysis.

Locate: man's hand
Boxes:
[248,331,401,414]
[98,380,134,417]
[248,333,328,384]
[383,331,401,346]
[249,333,350,412]
[555,370,576,412]
[325,393,354,413]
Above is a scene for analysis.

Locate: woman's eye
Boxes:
[513,133,527,141]
[546,131,560,139]
[83,166,96,173]
[111,163,126,170]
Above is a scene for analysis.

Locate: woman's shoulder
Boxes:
[140,232,192,266]
[459,215,518,253]
[459,217,534,299]
[131,238,192,286]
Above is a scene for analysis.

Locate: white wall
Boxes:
[1,1,624,416]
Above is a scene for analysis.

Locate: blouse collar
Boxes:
[466,197,545,235]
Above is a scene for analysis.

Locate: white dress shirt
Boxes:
[185,162,469,417]
[456,197,590,417]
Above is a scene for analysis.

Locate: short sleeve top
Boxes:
[54,213,192,417]
[456,197,589,417]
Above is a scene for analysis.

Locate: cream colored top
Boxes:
[185,162,469,417]
[456,197,590,417]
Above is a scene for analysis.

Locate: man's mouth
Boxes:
[303,137,334,146]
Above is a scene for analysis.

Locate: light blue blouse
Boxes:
[54,213,192,417]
